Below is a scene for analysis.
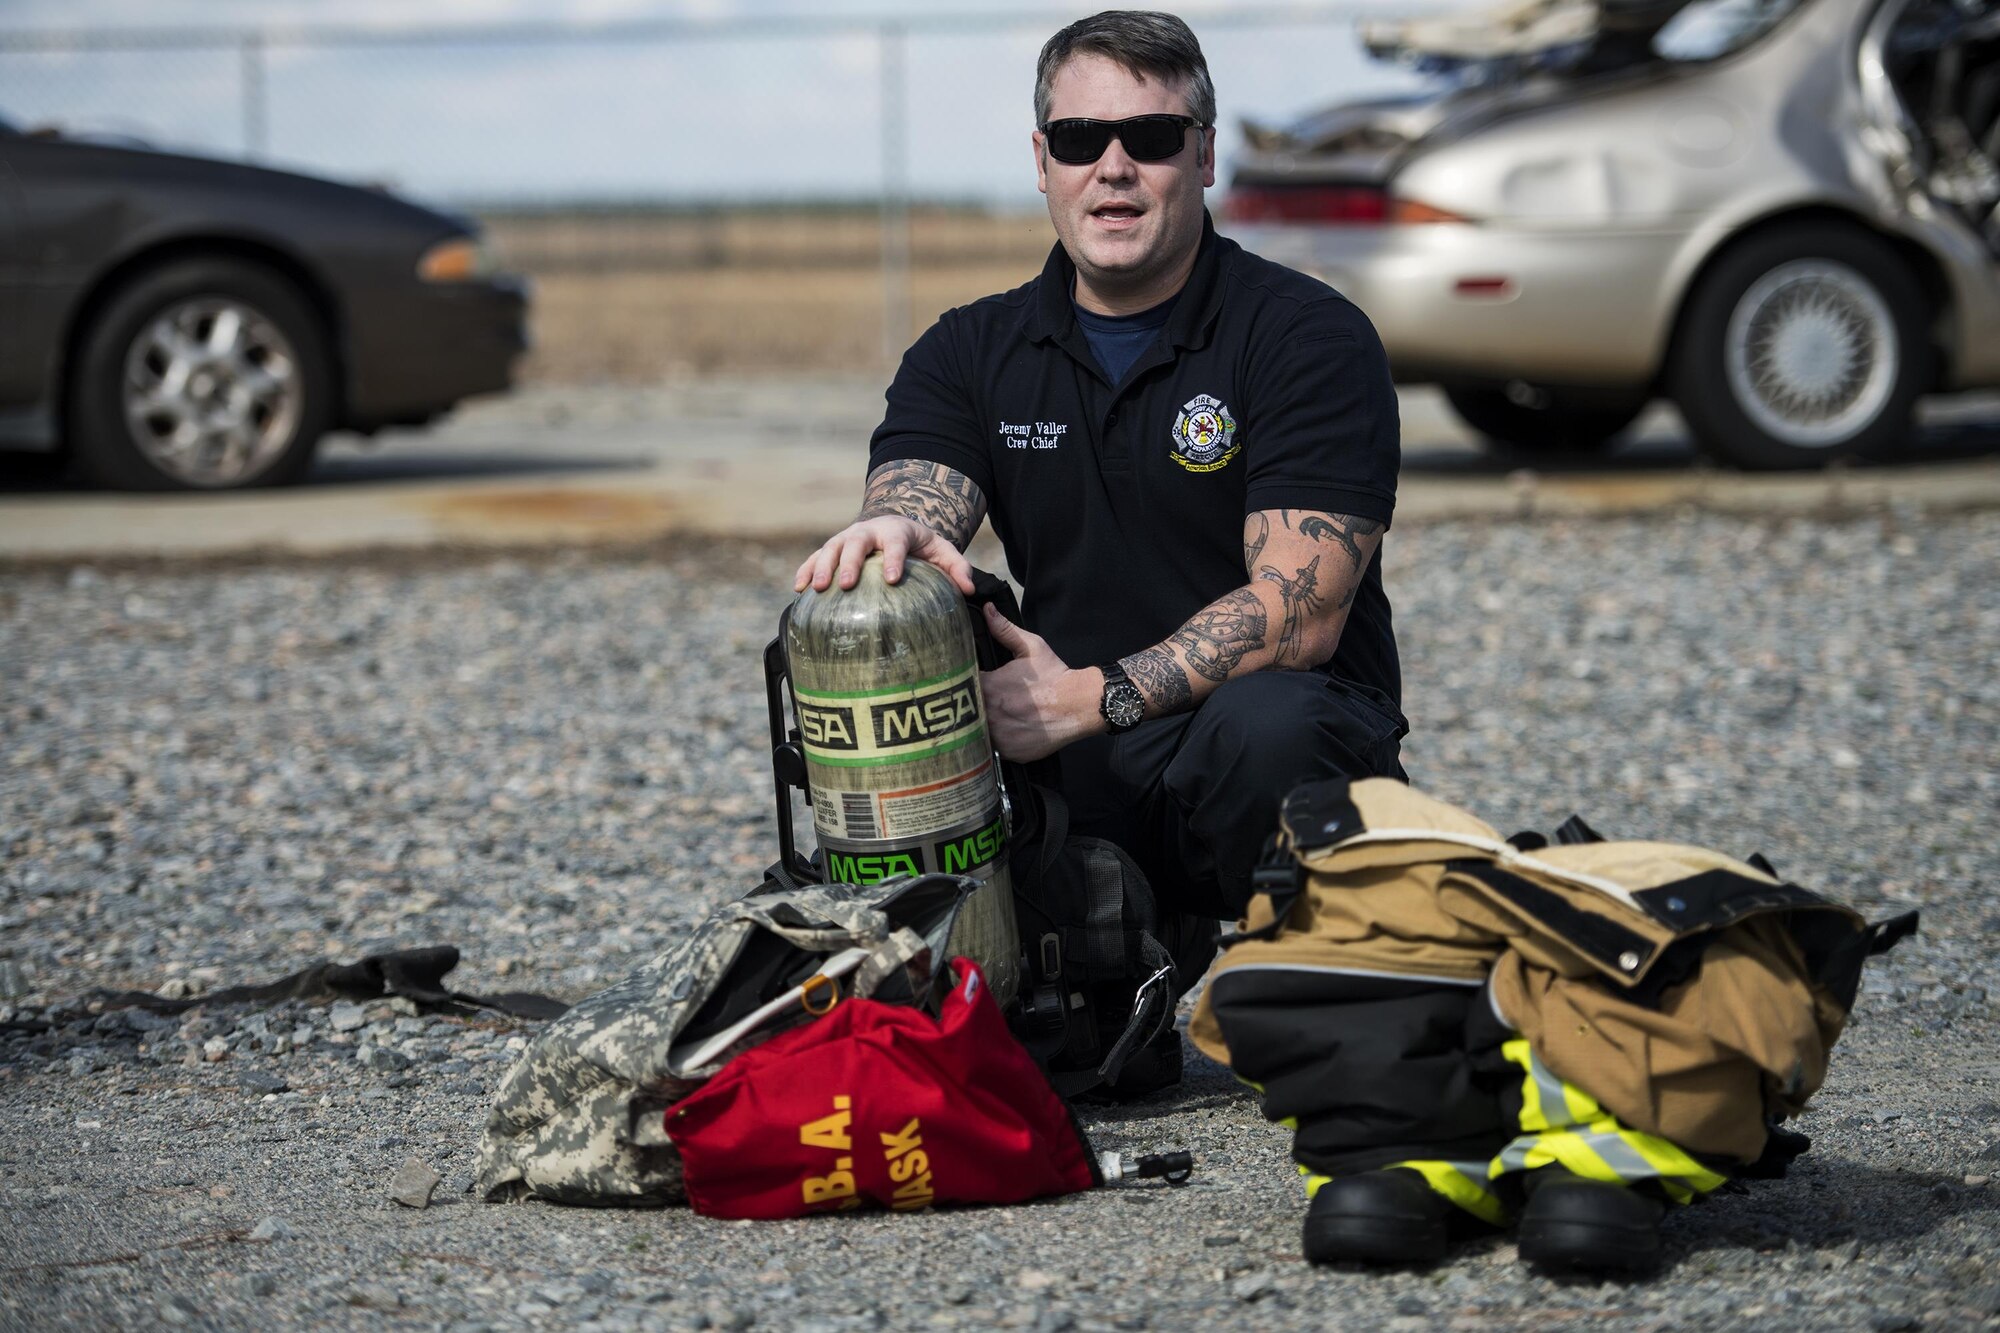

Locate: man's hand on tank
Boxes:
[791,517,976,596]
[979,605,1102,762]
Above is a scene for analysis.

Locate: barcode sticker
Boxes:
[839,792,878,839]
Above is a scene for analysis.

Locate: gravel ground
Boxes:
[3,512,1998,1332]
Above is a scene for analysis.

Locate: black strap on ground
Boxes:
[81,945,569,1021]
[1737,1121,1813,1180]
[1553,814,1606,846]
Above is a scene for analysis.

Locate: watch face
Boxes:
[1105,681,1147,730]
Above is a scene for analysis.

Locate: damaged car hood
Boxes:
[1236,0,1798,176]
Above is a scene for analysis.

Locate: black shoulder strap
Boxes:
[1867,910,1921,956]
[1034,783,1071,875]
[1554,814,1606,846]
[1217,833,1306,947]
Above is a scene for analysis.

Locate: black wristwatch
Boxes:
[1098,661,1147,734]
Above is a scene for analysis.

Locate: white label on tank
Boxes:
[878,758,996,838]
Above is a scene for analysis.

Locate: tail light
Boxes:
[1223,184,1389,225]
[1223,184,1475,227]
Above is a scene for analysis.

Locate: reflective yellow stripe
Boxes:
[1495,1039,1728,1200]
[1500,1130,1626,1184]
[1389,1159,1509,1227]
[1297,1162,1508,1224]
[1502,1039,1556,1132]
[1560,1080,1605,1124]
[1601,1119,1729,1194]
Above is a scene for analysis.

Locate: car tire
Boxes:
[1442,384,1646,460]
[69,258,332,491]
[1669,226,1931,470]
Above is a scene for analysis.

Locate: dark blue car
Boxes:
[0,115,528,490]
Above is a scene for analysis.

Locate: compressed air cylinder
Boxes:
[786,554,1020,1009]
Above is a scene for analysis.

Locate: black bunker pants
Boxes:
[1051,670,1409,922]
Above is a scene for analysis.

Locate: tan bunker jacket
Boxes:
[1191,779,1913,1166]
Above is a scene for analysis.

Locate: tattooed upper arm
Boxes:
[858,460,988,548]
[1249,508,1386,667]
[1293,513,1384,573]
[1242,512,1270,575]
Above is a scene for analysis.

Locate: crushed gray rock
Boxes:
[388,1156,442,1208]
[2,520,1997,1331]
[248,1215,295,1241]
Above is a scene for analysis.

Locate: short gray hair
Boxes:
[1034,11,1216,129]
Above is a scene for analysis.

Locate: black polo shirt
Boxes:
[868,212,1402,707]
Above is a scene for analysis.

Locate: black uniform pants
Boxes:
[1052,670,1409,922]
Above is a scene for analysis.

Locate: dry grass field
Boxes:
[480,206,1057,381]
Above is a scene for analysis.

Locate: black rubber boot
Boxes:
[1516,1168,1665,1274]
[1302,1169,1453,1265]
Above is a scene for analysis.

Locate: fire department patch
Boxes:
[1170,394,1239,473]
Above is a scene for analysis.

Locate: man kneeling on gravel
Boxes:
[795,7,1409,1086]
[789,9,1852,1278]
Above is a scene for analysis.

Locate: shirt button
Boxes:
[1106,413,1119,426]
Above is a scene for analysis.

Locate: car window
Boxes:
[1653,0,1808,61]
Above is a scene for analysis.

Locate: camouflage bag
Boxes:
[474,873,973,1207]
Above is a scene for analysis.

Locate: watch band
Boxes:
[1098,660,1146,734]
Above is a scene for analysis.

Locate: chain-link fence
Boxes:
[0,8,1423,380]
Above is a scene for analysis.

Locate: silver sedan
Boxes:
[1222,0,2000,467]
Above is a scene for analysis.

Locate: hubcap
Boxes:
[122,297,303,487]
[1724,260,1898,448]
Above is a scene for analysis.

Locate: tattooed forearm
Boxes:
[1120,648,1193,716]
[1258,554,1326,666]
[1295,513,1384,573]
[1243,512,1270,574]
[1168,589,1268,684]
[858,460,987,547]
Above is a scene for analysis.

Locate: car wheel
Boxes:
[1669,226,1931,470]
[68,259,332,491]
[1442,384,1647,460]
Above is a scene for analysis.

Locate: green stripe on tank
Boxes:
[793,661,976,701]
[804,727,988,767]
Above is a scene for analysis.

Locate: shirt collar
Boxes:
[1021,209,1228,355]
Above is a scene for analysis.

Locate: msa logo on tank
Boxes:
[1169,393,1239,473]
[794,664,984,763]
[823,813,1006,885]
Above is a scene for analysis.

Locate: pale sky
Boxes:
[0,1,1452,207]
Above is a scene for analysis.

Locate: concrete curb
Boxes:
[3,456,1998,564]
[1398,458,2000,521]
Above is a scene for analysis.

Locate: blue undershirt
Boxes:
[1072,291,1180,387]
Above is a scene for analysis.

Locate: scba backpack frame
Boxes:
[762,568,1194,1098]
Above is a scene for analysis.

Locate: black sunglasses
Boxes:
[1039,114,1204,165]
